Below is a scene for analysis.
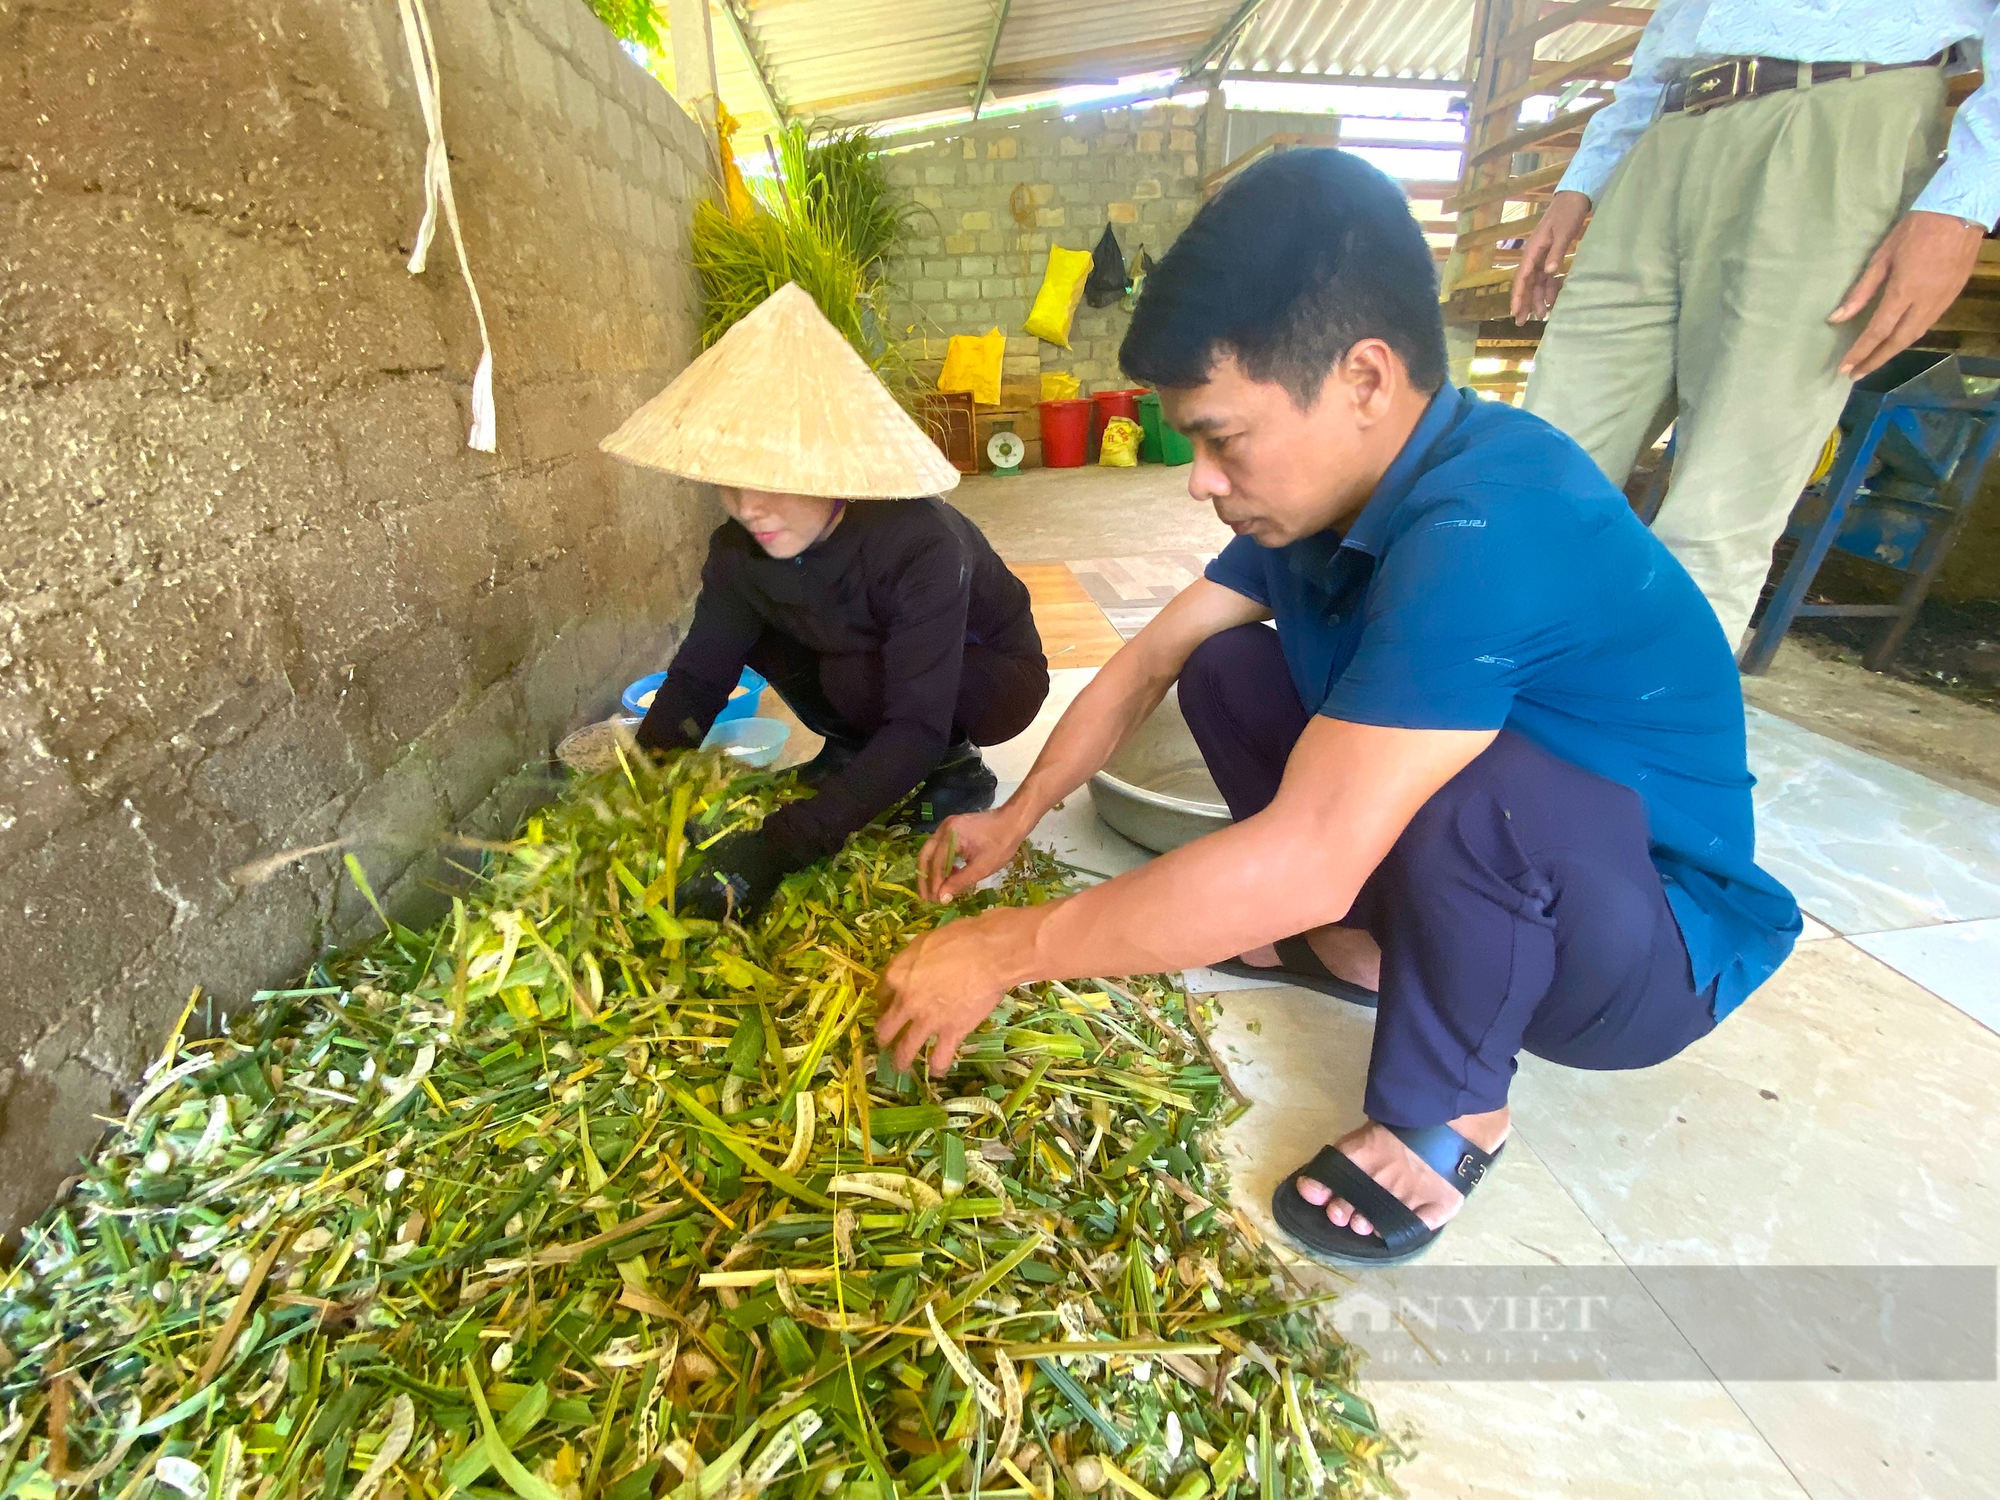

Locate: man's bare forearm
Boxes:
[1000,646,1177,831]
[880,719,1500,1075]
[1003,718,1499,986]
[1001,579,1271,832]
[1024,810,1356,979]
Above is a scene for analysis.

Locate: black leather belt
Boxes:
[1663,51,1950,115]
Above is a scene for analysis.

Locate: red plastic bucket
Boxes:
[1089,388,1144,447]
[1039,399,1092,468]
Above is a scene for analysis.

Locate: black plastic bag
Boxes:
[1122,246,1155,311]
[1083,224,1127,309]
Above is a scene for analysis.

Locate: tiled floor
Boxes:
[1745,708,2000,937]
[1068,552,1214,638]
[1848,919,2000,1034]
[1007,563,1128,668]
[971,488,2000,1500]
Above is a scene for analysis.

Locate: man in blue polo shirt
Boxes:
[872,148,1800,1266]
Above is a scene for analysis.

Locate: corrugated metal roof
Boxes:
[992,0,1245,85]
[756,0,992,123]
[701,0,1654,134]
[1227,0,1654,83]
[1231,0,1474,81]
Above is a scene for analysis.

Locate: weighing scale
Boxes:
[986,427,1025,476]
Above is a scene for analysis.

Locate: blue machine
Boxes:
[1740,351,2000,675]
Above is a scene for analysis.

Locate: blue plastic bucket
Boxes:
[622,667,767,721]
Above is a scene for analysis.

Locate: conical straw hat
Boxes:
[600,282,961,499]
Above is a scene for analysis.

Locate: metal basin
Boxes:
[1087,688,1232,853]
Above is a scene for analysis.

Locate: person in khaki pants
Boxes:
[1516,1,1999,650]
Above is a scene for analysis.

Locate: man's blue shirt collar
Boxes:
[1336,385,1468,558]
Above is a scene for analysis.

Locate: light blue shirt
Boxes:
[1557,0,2000,227]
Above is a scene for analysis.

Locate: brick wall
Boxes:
[0,0,715,1233]
[883,100,1208,459]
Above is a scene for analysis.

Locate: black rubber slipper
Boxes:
[1206,935,1378,1008]
[1271,1124,1504,1266]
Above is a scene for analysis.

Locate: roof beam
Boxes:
[1179,0,1277,84]
[715,0,787,125]
[1219,70,1466,89]
[992,32,1212,85]
[1504,0,1651,56]
[797,70,981,116]
[970,0,1012,121]
[874,79,1213,153]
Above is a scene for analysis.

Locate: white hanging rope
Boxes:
[397,0,497,452]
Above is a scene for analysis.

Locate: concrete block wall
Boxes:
[0,0,716,1233]
[883,101,1207,402]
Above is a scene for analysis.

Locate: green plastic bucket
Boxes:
[1137,392,1194,465]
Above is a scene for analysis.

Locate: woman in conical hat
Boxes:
[601,283,1049,919]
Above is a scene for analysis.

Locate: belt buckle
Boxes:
[1682,58,1746,114]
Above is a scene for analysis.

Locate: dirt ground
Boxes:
[1740,546,2000,805]
[1784,553,2000,711]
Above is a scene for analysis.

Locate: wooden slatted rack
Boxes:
[1442,0,1652,331]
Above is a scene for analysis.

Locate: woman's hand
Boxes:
[917,804,1032,902]
[876,906,1041,1075]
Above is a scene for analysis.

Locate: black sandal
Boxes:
[1206,935,1378,1008]
[1271,1124,1504,1266]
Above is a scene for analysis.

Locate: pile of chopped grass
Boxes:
[0,751,1402,1500]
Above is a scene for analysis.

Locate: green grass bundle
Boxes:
[691,124,919,384]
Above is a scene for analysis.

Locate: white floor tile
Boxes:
[1721,1380,2000,1500]
[1367,1382,1811,1500]
[1849,918,2000,1035]
[1181,964,1286,994]
[1208,987,1810,1498]
[1746,708,2000,934]
[1510,938,2000,1269]
[1507,939,2000,1498]
[1028,790,1154,881]
[982,667,1096,785]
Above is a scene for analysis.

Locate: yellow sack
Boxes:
[1039,370,1080,401]
[1099,416,1142,467]
[1023,246,1093,348]
[938,327,1006,407]
[715,103,757,225]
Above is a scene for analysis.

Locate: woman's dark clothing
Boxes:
[637,497,1047,863]
[745,632,1048,763]
[1179,622,1716,1130]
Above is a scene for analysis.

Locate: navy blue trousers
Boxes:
[1180,624,1716,1128]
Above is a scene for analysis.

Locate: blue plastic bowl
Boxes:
[701,716,789,768]
[622,667,767,721]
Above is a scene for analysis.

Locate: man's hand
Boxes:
[1511,191,1593,324]
[1833,210,1988,378]
[876,906,1039,1075]
[917,805,1032,903]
